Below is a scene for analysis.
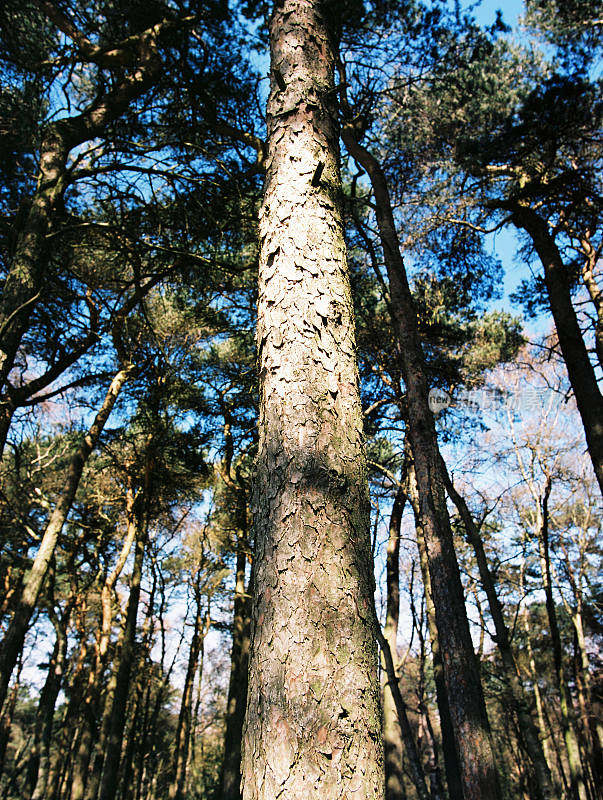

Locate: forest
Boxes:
[0,1,601,799]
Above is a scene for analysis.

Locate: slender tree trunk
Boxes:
[406,461,465,800]
[117,668,147,800]
[69,699,96,800]
[375,621,430,800]
[70,487,140,800]
[0,659,21,776]
[0,126,68,394]
[133,681,153,800]
[241,3,383,798]
[571,608,603,790]
[579,231,603,370]
[382,486,409,800]
[44,627,90,800]
[168,579,205,800]
[441,461,555,800]
[537,481,587,800]
[83,653,120,800]
[342,116,501,800]
[374,481,430,800]
[28,606,71,799]
[0,366,133,711]
[523,604,563,794]
[411,581,446,800]
[511,205,603,495]
[220,531,252,800]
[98,499,147,800]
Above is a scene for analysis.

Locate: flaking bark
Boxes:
[241,2,384,798]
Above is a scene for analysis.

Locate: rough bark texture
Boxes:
[241,3,384,798]
[0,366,133,711]
[341,128,500,800]
[511,206,603,495]
[441,460,555,800]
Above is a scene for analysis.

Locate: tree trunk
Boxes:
[571,608,603,790]
[406,462,465,800]
[511,205,603,495]
[0,366,133,711]
[374,620,430,800]
[28,606,71,799]
[342,116,501,800]
[441,460,555,800]
[69,484,140,800]
[0,15,163,398]
[168,576,206,800]
[83,654,120,800]
[382,486,409,800]
[97,498,147,800]
[241,3,383,798]
[376,480,429,800]
[536,482,588,800]
[220,531,252,800]
[133,681,153,800]
[43,626,90,800]
[0,661,21,777]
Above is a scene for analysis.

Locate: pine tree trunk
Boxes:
[382,486,408,800]
[441,461,555,800]
[511,205,603,495]
[168,577,205,800]
[0,366,133,711]
[375,613,430,800]
[29,608,71,799]
[241,2,384,798]
[43,631,90,800]
[133,682,153,800]
[406,462,465,800]
[98,503,147,800]
[571,608,603,789]
[69,486,140,800]
[83,655,120,800]
[537,483,588,800]
[341,125,501,800]
[220,531,252,800]
[0,663,21,776]
[117,670,146,800]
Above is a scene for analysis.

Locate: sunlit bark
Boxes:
[241,2,383,797]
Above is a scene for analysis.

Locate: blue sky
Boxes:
[460,1,551,337]
[470,0,525,27]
